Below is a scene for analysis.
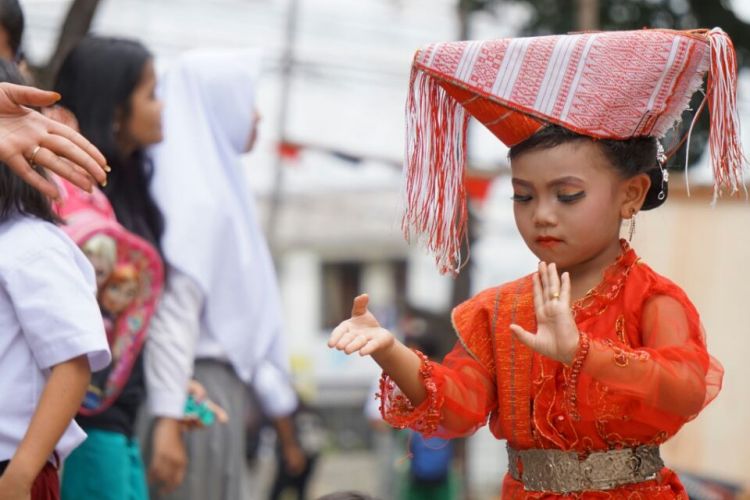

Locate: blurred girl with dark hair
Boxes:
[54,36,164,500]
[54,36,164,249]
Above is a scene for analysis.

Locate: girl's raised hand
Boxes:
[509,262,580,365]
[328,294,394,357]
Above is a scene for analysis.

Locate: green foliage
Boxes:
[459,0,502,13]
[519,0,697,35]
[462,0,750,168]
[461,0,749,65]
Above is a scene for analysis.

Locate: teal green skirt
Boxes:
[61,429,148,500]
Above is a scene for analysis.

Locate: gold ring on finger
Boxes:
[550,292,560,300]
[28,145,42,165]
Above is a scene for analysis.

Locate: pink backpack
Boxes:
[54,177,164,415]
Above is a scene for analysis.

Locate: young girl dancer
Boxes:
[0,60,110,500]
[330,28,735,498]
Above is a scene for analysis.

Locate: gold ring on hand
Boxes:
[28,145,41,165]
[550,292,560,300]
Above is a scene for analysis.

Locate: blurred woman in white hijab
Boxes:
[144,48,288,500]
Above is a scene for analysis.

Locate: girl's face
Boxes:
[121,59,163,150]
[510,140,645,272]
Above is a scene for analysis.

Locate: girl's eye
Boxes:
[558,191,585,203]
[511,193,532,203]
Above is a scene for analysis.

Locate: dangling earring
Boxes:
[628,210,637,242]
[656,140,668,201]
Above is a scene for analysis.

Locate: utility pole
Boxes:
[267,0,300,244]
[576,0,599,31]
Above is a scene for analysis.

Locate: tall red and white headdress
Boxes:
[403,28,745,274]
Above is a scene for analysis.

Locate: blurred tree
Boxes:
[458,0,750,169]
[30,0,102,88]
[517,0,749,62]
[516,0,750,170]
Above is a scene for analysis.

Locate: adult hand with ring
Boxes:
[0,82,108,199]
[28,145,41,165]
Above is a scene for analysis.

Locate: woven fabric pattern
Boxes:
[414,30,709,144]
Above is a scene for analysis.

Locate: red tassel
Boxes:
[705,28,747,202]
[402,66,470,276]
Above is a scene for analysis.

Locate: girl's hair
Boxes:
[54,36,165,253]
[508,125,666,210]
[0,0,24,60]
[0,59,60,224]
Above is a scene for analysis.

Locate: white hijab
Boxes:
[149,49,286,382]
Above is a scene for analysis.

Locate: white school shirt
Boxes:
[0,215,110,462]
[252,361,297,419]
[146,268,295,418]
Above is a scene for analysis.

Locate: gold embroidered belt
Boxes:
[507,445,663,493]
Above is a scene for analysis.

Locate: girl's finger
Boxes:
[531,272,545,315]
[548,263,561,298]
[538,262,549,296]
[351,294,369,317]
[510,324,537,352]
[560,272,572,305]
[187,380,207,401]
[360,338,382,356]
[327,323,349,347]
[335,330,357,350]
[206,400,229,424]
[344,334,370,355]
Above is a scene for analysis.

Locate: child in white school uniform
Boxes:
[0,60,110,500]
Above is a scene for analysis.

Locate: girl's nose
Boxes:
[533,201,557,227]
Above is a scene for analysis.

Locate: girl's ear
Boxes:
[620,172,650,218]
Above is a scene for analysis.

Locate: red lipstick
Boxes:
[536,236,562,248]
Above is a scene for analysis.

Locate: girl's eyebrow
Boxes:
[548,176,585,188]
[511,176,585,188]
[511,178,533,188]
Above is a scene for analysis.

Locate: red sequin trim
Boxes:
[378,349,444,436]
[572,240,639,322]
[566,332,591,421]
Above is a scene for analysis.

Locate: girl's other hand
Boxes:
[327,294,394,357]
[509,262,581,365]
[148,417,187,494]
[182,380,229,428]
[281,443,307,476]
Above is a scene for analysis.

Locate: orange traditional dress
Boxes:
[380,241,723,498]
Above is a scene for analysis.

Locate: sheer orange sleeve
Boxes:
[578,293,723,428]
[379,341,497,438]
